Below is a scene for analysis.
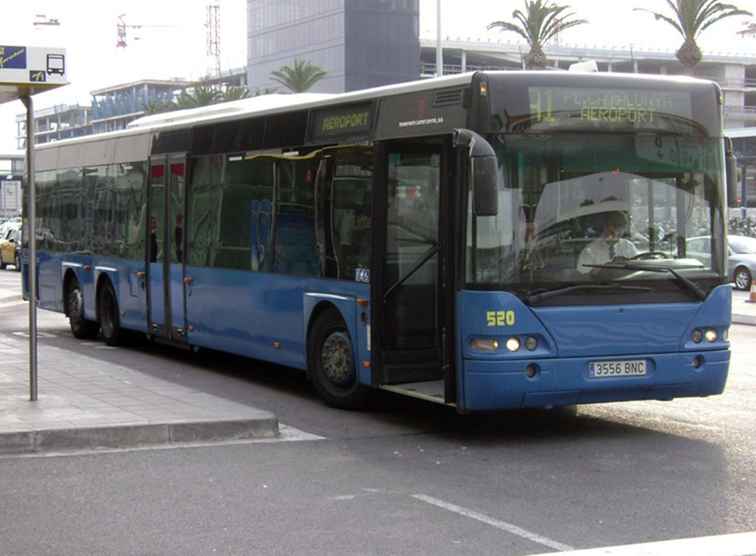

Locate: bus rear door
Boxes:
[147,155,188,343]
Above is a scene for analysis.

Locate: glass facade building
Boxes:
[247,0,419,93]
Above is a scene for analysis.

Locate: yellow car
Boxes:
[0,226,22,271]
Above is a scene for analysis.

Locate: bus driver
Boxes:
[577,211,638,274]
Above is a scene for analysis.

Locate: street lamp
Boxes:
[436,0,443,77]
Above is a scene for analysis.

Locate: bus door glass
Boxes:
[147,155,187,341]
[374,143,446,385]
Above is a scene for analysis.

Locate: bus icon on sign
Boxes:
[46,54,65,75]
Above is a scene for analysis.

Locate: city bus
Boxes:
[24,71,737,412]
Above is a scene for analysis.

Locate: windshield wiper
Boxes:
[583,263,707,301]
[525,283,653,305]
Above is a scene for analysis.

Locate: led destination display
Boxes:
[527,87,694,130]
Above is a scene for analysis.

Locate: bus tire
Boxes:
[98,279,122,347]
[308,308,368,410]
[66,278,99,339]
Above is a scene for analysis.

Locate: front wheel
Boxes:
[308,309,369,410]
[67,279,99,339]
[98,280,122,346]
[734,267,752,291]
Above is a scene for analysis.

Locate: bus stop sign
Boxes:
[0,46,68,103]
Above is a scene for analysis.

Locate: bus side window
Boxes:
[218,157,274,272]
[331,148,373,281]
[273,157,319,277]
[188,155,222,267]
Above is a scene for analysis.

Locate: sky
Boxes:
[1,0,755,153]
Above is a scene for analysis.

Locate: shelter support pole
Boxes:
[21,94,37,402]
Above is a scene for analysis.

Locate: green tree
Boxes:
[270,59,328,93]
[144,99,177,115]
[175,85,222,109]
[487,0,587,69]
[221,86,250,102]
[635,1,752,72]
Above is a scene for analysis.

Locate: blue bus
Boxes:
[25,71,737,411]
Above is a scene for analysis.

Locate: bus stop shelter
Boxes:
[0,45,68,401]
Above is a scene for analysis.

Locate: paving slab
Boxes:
[732,289,756,326]
[0,332,278,455]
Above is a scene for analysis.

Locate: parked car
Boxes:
[729,235,756,290]
[686,235,756,290]
[0,226,21,271]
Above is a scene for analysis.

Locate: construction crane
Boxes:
[738,21,756,38]
[116,14,176,48]
[33,14,61,27]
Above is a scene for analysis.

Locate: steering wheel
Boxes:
[629,251,669,261]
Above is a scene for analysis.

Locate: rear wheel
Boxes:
[308,308,369,409]
[66,278,99,339]
[98,280,122,346]
[735,267,752,291]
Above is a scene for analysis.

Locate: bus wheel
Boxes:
[66,279,99,339]
[309,309,368,409]
[98,280,122,347]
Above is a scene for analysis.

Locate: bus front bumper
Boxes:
[461,349,730,412]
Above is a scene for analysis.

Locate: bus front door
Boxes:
[147,156,188,343]
[372,141,454,404]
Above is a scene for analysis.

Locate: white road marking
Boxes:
[530,531,756,556]
[412,494,573,551]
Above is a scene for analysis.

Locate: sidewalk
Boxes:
[732,289,756,326]
[0,327,278,455]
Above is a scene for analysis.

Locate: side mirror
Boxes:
[726,140,738,208]
[472,155,498,217]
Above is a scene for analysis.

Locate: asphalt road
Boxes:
[0,270,754,555]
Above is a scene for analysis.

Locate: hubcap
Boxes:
[736,270,751,290]
[320,331,354,387]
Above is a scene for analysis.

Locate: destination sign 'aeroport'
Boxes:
[528,87,693,129]
[311,103,372,140]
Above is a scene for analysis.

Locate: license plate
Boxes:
[590,359,647,378]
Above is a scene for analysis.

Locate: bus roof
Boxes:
[36,70,717,152]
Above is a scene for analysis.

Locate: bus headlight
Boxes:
[505,337,521,352]
[723,328,729,342]
[704,329,718,343]
[471,338,499,352]
[692,329,703,343]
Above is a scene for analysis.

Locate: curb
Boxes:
[0,415,279,455]
[733,313,756,326]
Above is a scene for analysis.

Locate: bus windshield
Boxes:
[466,133,725,301]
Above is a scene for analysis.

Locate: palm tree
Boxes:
[221,86,250,102]
[487,0,587,69]
[144,99,177,115]
[175,85,222,110]
[270,59,327,93]
[635,1,752,72]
